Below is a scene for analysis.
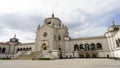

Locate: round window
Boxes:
[43,32,47,37]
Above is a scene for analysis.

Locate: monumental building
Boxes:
[0,14,120,59]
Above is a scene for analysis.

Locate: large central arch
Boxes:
[41,43,47,50]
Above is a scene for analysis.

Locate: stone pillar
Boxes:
[74,51,79,58]
[51,50,59,59]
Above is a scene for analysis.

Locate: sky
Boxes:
[0,0,120,43]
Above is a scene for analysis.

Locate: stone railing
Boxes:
[13,51,27,59]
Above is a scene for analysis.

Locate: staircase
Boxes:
[15,51,41,60]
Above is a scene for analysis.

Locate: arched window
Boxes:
[74,44,79,51]
[2,48,6,53]
[29,47,32,50]
[96,43,102,50]
[79,44,84,50]
[85,44,90,51]
[90,43,96,50]
[116,40,119,47]
[20,48,22,51]
[47,21,51,24]
[26,48,29,51]
[59,48,61,51]
[114,27,119,31]
[23,48,25,51]
[107,55,109,58]
[17,48,19,51]
[43,47,47,50]
[59,23,61,26]
[58,45,61,51]
[58,35,61,40]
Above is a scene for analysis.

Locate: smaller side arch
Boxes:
[17,48,19,51]
[26,48,29,51]
[29,47,32,50]
[90,43,96,50]
[96,43,102,50]
[84,44,90,51]
[74,44,79,51]
[79,44,84,51]
[58,35,61,40]
[2,48,6,53]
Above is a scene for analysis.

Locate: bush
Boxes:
[114,58,120,60]
[0,58,11,60]
[39,58,51,60]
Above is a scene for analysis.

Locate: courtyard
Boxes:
[0,59,120,68]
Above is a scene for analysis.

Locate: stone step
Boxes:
[16,51,41,60]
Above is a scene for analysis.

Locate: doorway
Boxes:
[107,55,109,58]
[41,43,47,50]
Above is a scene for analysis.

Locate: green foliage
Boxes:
[0,58,11,60]
[114,58,120,60]
[39,58,51,60]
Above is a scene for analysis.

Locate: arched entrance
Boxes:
[74,44,79,51]
[41,43,47,50]
[17,48,19,52]
[96,43,102,50]
[107,55,109,58]
[58,45,62,58]
[85,44,90,51]
[2,48,6,53]
[79,44,84,51]
[90,43,96,50]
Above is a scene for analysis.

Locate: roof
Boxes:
[71,36,106,41]
[20,42,35,45]
[0,42,8,45]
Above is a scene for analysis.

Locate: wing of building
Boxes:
[0,14,120,59]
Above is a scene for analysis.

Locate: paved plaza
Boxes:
[0,59,120,68]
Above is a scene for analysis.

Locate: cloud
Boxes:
[0,14,45,42]
[0,14,44,32]
[0,0,120,42]
[0,28,35,42]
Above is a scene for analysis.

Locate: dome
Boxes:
[44,13,62,27]
[108,20,120,32]
[9,34,19,42]
[108,25,120,32]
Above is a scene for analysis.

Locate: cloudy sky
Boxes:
[0,0,120,43]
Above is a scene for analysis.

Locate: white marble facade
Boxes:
[0,14,120,59]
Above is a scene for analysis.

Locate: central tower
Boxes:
[35,14,69,58]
